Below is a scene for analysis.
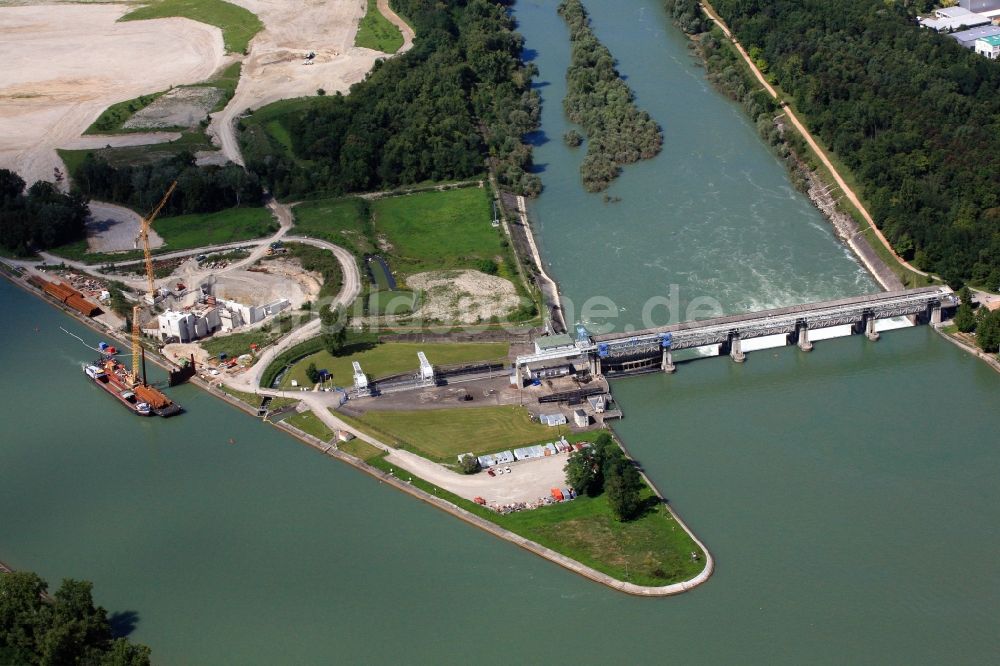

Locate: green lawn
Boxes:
[501,489,704,586]
[292,197,374,254]
[282,341,509,389]
[285,410,335,442]
[154,207,276,250]
[340,405,558,461]
[368,289,419,315]
[355,0,404,53]
[339,438,384,462]
[121,0,263,53]
[371,187,502,277]
[203,62,242,112]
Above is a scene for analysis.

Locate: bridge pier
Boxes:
[930,305,942,325]
[661,348,675,373]
[729,335,745,363]
[797,323,813,352]
[864,314,880,341]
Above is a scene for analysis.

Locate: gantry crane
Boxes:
[131,181,177,385]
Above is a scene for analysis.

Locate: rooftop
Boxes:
[534,333,575,351]
[950,24,1000,42]
[978,33,1000,45]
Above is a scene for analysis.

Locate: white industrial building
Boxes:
[920,6,990,31]
[157,297,290,343]
[975,33,1000,57]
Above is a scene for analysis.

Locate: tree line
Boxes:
[0,570,150,665]
[0,169,89,255]
[72,153,264,217]
[700,0,1000,288]
[241,0,541,199]
[564,432,646,521]
[953,287,1000,353]
[557,0,662,192]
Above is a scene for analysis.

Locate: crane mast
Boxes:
[131,181,177,385]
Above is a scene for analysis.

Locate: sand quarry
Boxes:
[1,0,411,184]
[210,0,411,165]
[0,2,226,186]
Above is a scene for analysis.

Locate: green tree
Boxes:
[306,362,320,383]
[564,447,603,496]
[604,459,644,522]
[320,305,349,356]
[955,303,977,333]
[975,309,1000,353]
[0,571,151,666]
[458,454,480,475]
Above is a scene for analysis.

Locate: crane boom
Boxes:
[140,181,177,301]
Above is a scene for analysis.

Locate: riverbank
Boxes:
[934,325,1000,376]
[0,267,712,596]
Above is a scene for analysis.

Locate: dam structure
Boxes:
[514,286,956,381]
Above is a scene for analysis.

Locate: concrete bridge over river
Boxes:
[515,286,956,381]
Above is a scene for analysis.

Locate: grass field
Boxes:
[285,410,335,442]
[154,207,276,250]
[338,438,384,462]
[371,187,503,277]
[292,197,374,254]
[341,405,557,461]
[368,290,419,315]
[121,0,263,53]
[362,449,703,585]
[282,341,508,388]
[354,0,404,53]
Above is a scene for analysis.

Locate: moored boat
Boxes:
[84,362,151,416]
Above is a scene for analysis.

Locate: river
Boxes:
[2,0,999,663]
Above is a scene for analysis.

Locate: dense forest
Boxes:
[241,0,541,199]
[697,0,1000,287]
[558,0,662,192]
[0,571,151,665]
[0,169,89,255]
[72,153,264,217]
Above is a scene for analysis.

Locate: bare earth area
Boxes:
[406,270,520,324]
[200,265,319,309]
[211,0,413,165]
[384,448,571,506]
[86,201,164,253]
[0,3,226,186]
[123,87,223,130]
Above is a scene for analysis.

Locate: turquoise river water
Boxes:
[1,0,998,663]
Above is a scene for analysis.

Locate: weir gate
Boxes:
[514,286,956,381]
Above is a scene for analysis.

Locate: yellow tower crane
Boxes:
[131,181,177,385]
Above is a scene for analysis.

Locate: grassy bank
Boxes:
[285,410,335,442]
[199,314,309,360]
[281,341,509,388]
[120,0,263,54]
[58,131,215,170]
[355,0,404,53]
[339,405,558,461]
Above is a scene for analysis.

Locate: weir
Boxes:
[515,286,956,379]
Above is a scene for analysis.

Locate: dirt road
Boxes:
[0,4,225,186]
[211,0,414,165]
[698,1,930,281]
